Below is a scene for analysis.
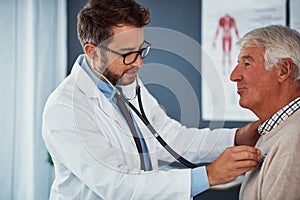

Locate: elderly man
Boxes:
[230,25,300,200]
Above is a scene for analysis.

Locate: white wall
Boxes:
[0,0,66,199]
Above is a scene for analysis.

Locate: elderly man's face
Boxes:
[230,46,279,119]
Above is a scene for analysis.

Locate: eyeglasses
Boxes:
[98,40,151,65]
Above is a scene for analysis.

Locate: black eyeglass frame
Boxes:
[98,40,151,65]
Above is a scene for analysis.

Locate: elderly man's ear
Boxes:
[277,58,294,83]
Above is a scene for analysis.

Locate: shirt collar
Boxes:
[258,97,300,135]
[80,55,115,100]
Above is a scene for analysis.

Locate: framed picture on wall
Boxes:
[290,0,300,32]
[201,0,286,121]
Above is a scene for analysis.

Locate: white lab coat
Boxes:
[42,55,235,200]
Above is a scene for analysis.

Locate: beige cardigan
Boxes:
[239,109,300,200]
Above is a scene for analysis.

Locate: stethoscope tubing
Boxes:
[91,58,197,169]
[120,85,198,169]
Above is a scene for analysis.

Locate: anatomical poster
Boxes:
[290,0,300,32]
[201,0,286,121]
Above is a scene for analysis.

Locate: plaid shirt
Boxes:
[258,97,300,135]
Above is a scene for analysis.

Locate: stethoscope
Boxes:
[92,58,198,169]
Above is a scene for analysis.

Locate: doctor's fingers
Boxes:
[234,159,259,170]
[225,146,261,162]
[206,159,248,186]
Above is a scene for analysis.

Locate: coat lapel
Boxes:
[70,58,129,131]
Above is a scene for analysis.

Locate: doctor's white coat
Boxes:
[42,55,235,199]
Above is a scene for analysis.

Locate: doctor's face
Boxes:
[100,25,145,85]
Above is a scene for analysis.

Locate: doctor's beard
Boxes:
[102,68,120,85]
[103,66,137,86]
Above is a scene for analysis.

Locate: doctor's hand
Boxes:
[205,145,261,186]
[235,120,261,147]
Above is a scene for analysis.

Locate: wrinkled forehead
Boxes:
[101,27,144,50]
[238,46,265,57]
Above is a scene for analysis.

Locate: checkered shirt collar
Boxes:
[258,97,300,135]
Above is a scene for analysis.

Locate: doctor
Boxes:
[42,0,261,199]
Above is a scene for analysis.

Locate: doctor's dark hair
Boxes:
[77,0,150,47]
